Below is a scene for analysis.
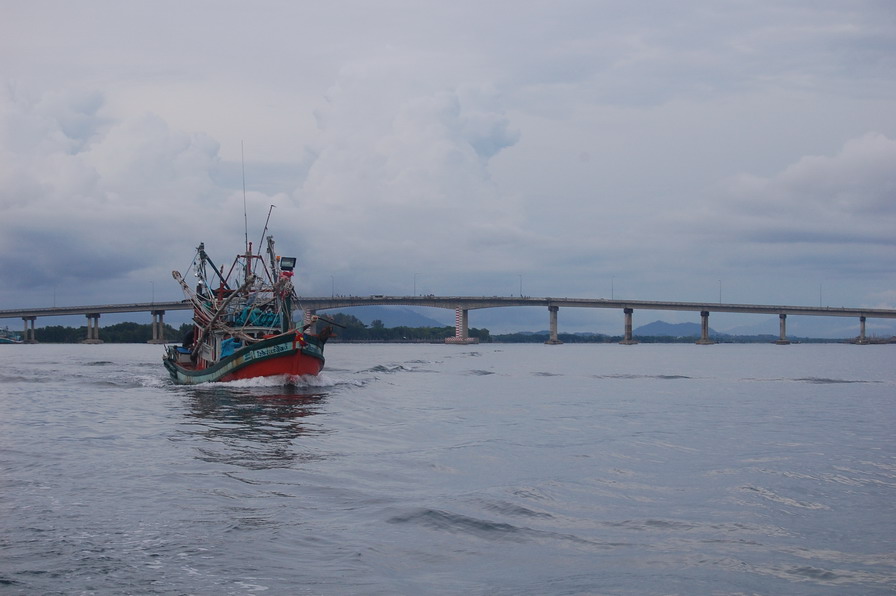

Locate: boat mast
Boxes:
[241,141,249,258]
[241,141,253,289]
[197,243,229,290]
[244,242,253,289]
[266,235,277,275]
[267,235,295,331]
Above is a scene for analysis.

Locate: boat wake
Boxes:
[202,372,342,389]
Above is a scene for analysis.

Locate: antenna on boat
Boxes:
[241,141,249,252]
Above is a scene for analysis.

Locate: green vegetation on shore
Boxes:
[21,317,857,344]
[490,332,844,343]
[29,322,191,343]
[22,316,491,344]
[318,313,491,342]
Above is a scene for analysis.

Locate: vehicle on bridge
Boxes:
[163,236,331,384]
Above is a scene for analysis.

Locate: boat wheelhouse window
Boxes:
[279,257,296,271]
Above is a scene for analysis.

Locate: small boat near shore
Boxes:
[163,235,331,384]
[0,326,24,344]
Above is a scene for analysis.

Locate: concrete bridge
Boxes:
[0,301,191,344]
[299,296,896,345]
[2,296,895,345]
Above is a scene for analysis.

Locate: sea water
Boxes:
[1,342,894,595]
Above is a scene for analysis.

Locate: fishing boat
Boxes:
[0,326,24,344]
[163,235,331,384]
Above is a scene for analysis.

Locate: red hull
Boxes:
[219,350,324,382]
[164,332,326,384]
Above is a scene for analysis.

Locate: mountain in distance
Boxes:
[324,306,450,328]
[633,320,715,337]
[600,318,891,340]
[328,312,717,338]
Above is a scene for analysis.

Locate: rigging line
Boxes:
[254,204,276,277]
[258,204,275,251]
[183,247,201,281]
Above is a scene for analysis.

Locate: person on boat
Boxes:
[300,315,333,342]
[302,315,319,332]
[182,327,195,348]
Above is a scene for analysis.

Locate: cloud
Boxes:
[0,70,525,305]
[1,1,895,319]
[0,87,227,300]
[289,64,521,289]
[717,132,896,244]
[656,131,896,302]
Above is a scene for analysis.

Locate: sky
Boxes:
[2,0,895,335]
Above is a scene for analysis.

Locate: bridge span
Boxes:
[299,296,896,345]
[2,296,894,345]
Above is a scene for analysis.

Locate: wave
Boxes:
[198,372,342,389]
[388,508,527,540]
[740,376,880,384]
[793,377,877,384]
[592,373,692,380]
[0,374,41,383]
[386,507,618,550]
[480,499,554,519]
[740,485,830,510]
[361,364,410,374]
[135,374,173,389]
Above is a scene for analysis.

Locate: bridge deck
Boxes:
[2,296,894,320]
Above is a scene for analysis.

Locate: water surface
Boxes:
[2,343,894,594]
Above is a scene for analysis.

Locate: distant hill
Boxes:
[633,320,715,337]
[323,306,450,328]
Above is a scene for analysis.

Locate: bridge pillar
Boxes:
[620,308,638,345]
[775,313,790,345]
[22,316,37,343]
[148,310,167,344]
[696,310,715,345]
[82,313,103,344]
[545,305,562,345]
[856,316,868,344]
[446,307,478,344]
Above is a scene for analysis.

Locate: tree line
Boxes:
[23,317,490,343]
[31,322,192,343]
[22,319,836,344]
[320,313,491,342]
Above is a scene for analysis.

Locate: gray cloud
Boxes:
[1,0,894,317]
[717,132,896,244]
